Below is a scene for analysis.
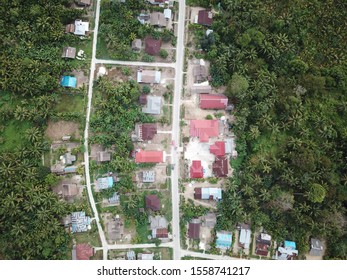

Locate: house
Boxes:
[193,66,207,83]
[210,141,226,157]
[239,223,251,249]
[108,192,120,205]
[107,216,124,241]
[63,152,76,165]
[74,19,89,36]
[135,150,164,163]
[198,10,213,26]
[61,183,79,198]
[199,94,228,110]
[149,12,166,27]
[97,151,111,162]
[255,233,272,256]
[188,219,200,239]
[144,38,162,55]
[201,212,217,228]
[212,156,228,177]
[71,211,91,233]
[75,0,91,6]
[61,76,77,88]
[153,228,168,239]
[134,123,158,141]
[191,84,212,94]
[126,251,136,260]
[216,231,232,249]
[194,187,222,200]
[149,215,168,230]
[275,240,298,260]
[137,69,161,83]
[62,47,76,59]
[190,120,219,142]
[97,176,114,190]
[142,170,156,183]
[190,160,203,178]
[138,253,154,260]
[145,195,161,211]
[164,8,172,20]
[72,243,94,260]
[132,39,142,52]
[310,238,324,256]
[142,96,162,115]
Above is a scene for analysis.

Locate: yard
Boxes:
[0,120,32,152]
[74,221,102,247]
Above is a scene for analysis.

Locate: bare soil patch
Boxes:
[45,120,81,141]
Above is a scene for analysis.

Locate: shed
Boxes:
[64,166,77,173]
[145,195,161,211]
[62,47,76,59]
[61,76,77,88]
[139,94,148,105]
[126,251,136,260]
[132,39,142,52]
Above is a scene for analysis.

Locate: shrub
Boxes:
[160,49,169,59]
[142,54,155,62]
[142,85,151,94]
[205,114,213,120]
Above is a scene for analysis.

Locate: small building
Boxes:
[149,12,167,27]
[199,94,228,110]
[201,212,217,228]
[135,150,164,163]
[132,39,142,52]
[138,252,154,260]
[73,243,94,260]
[239,224,251,249]
[75,0,91,6]
[210,141,226,157]
[62,47,77,59]
[71,211,91,233]
[97,176,114,190]
[255,233,272,256]
[190,120,219,142]
[193,66,207,83]
[188,219,201,240]
[97,151,111,162]
[216,231,232,249]
[164,8,172,20]
[194,187,222,200]
[149,215,168,231]
[153,228,168,239]
[139,94,148,105]
[108,192,120,205]
[63,152,76,165]
[190,160,203,178]
[212,156,228,177]
[137,12,150,24]
[142,171,156,183]
[225,138,237,157]
[198,10,213,26]
[134,123,158,141]
[74,19,89,36]
[191,84,212,94]
[142,96,162,115]
[145,195,161,211]
[310,238,324,256]
[137,69,161,84]
[61,76,77,88]
[144,38,162,55]
[126,251,136,260]
[276,240,298,260]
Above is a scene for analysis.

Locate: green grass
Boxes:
[74,221,102,247]
[55,94,86,114]
[0,120,32,152]
[136,222,151,244]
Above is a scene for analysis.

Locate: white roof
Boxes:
[261,233,271,241]
[164,8,172,19]
[239,228,251,249]
[74,20,89,36]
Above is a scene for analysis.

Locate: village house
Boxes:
[216,231,232,250]
[191,84,212,94]
[63,152,76,165]
[137,69,161,84]
[71,211,91,233]
[137,12,150,24]
[194,187,222,200]
[188,219,201,240]
[142,170,156,183]
[97,176,114,190]
[198,10,213,26]
[190,160,204,178]
[238,223,251,250]
[255,233,272,257]
[149,215,168,239]
[212,156,228,177]
[144,37,162,55]
[62,47,76,59]
[133,123,158,142]
[74,19,89,36]
[190,119,219,142]
[199,94,228,110]
[108,192,120,205]
[145,195,161,211]
[164,8,172,20]
[146,0,166,5]
[149,12,167,27]
[142,96,162,115]
[126,251,136,260]
[135,150,164,163]
[210,141,226,157]
[72,243,94,260]
[275,240,299,260]
[59,183,79,200]
[131,39,142,52]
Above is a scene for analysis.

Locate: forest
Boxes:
[0,0,88,259]
[192,0,347,259]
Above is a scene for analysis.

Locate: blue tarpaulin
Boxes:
[61,76,77,88]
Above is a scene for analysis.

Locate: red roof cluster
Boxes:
[210,141,225,156]
[190,120,219,142]
[76,244,94,260]
[199,94,228,109]
[135,150,164,163]
[190,160,203,178]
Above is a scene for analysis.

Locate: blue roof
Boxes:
[284,240,296,249]
[61,76,77,88]
[201,188,222,200]
[97,176,114,189]
[216,231,232,249]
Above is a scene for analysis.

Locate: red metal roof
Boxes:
[145,37,162,55]
[188,221,200,239]
[255,243,269,256]
[76,244,94,260]
[135,150,164,163]
[145,195,161,211]
[198,10,213,26]
[194,187,202,199]
[212,156,228,177]
[199,94,228,109]
[156,228,168,238]
[190,120,219,142]
[210,141,226,156]
[190,160,203,178]
[141,123,157,141]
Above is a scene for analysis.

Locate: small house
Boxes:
[137,69,161,83]
[97,151,111,162]
[212,156,228,177]
[107,216,124,241]
[191,84,212,94]
[97,176,114,190]
[193,65,207,83]
[142,170,156,183]
[194,187,222,200]
[138,252,154,260]
[134,123,157,141]
[62,47,76,59]
[61,183,79,198]
[216,231,232,249]
[61,76,77,88]
[149,215,169,239]
[145,195,161,211]
[239,223,251,249]
[255,233,272,256]
[190,160,203,178]
[199,94,228,110]
[108,192,120,205]
[74,19,89,36]
[142,96,162,115]
[164,8,172,20]
[126,251,136,260]
[63,152,76,165]
[210,141,226,157]
[135,150,164,163]
[72,243,94,260]
[188,219,201,240]
[149,12,166,27]
[71,211,91,233]
[275,240,298,260]
[144,38,162,55]
[75,0,91,6]
[198,10,213,26]
[190,120,219,142]
[131,39,142,52]
[201,212,217,228]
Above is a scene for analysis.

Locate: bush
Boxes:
[160,49,169,59]
[205,114,213,120]
[142,85,151,94]
[142,54,155,62]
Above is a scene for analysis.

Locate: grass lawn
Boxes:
[74,221,102,247]
[136,222,151,244]
[96,37,112,60]
[0,120,32,152]
[55,94,86,114]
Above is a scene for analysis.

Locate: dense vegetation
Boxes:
[0,0,89,259]
[192,0,347,259]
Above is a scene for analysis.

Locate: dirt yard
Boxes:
[45,120,81,141]
[135,133,172,153]
[136,165,168,188]
[72,69,89,88]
